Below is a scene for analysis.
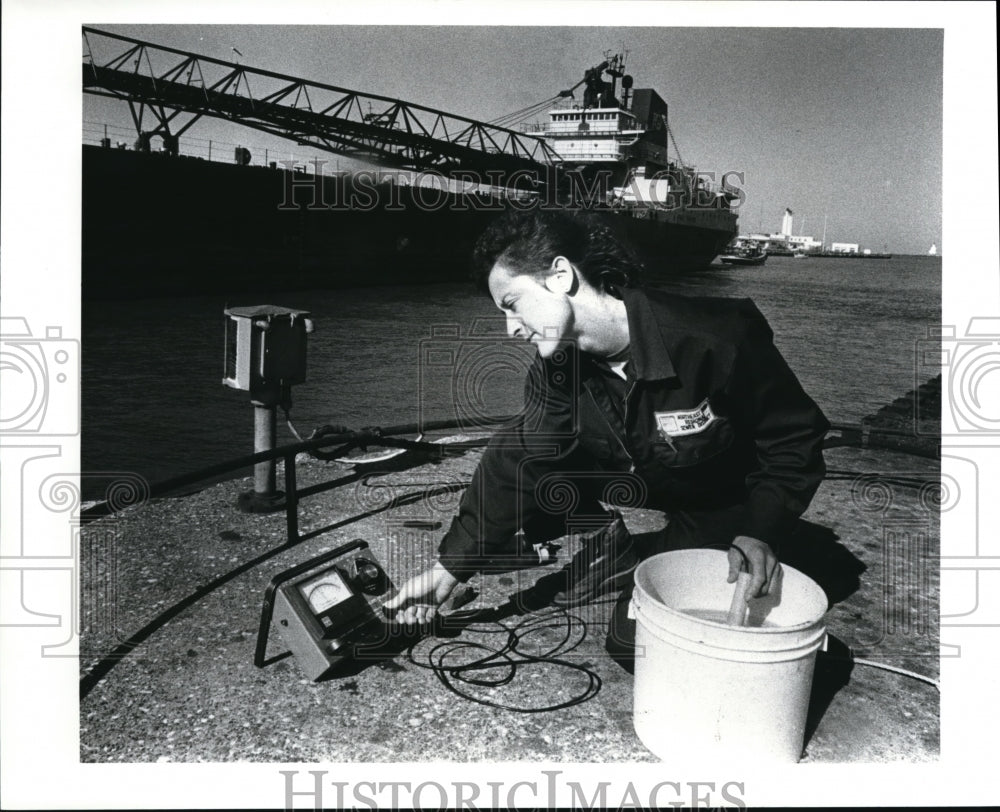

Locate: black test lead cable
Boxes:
[405,605,603,713]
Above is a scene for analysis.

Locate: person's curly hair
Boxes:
[470,208,645,294]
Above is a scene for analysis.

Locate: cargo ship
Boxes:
[82,34,739,299]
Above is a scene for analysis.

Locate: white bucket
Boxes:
[630,549,828,764]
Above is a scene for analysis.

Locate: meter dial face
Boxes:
[298,568,353,614]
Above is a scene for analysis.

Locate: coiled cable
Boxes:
[405,605,604,712]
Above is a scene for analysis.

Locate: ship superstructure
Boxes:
[522,52,739,265]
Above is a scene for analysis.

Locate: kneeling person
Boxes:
[385,209,828,657]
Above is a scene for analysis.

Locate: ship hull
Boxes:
[83,146,737,299]
[623,208,738,276]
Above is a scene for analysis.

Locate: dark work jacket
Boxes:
[437,286,829,580]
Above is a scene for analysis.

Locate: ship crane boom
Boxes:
[82,27,560,185]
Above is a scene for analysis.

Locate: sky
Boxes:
[82,23,943,254]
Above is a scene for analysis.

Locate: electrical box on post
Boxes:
[223,305,313,405]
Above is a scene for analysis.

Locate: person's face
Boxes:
[488,260,574,359]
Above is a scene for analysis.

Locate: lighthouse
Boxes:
[781,208,794,237]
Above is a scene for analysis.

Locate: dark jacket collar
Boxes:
[619,286,677,381]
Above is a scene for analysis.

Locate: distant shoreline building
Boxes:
[739,208,895,256]
[746,208,822,254]
[830,242,860,254]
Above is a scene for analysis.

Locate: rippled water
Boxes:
[82,255,940,500]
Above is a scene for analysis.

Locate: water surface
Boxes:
[82,255,940,500]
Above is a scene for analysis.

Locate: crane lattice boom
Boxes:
[82,27,560,183]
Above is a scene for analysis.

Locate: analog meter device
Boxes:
[255,539,394,680]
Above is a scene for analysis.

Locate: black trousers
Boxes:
[516,475,753,669]
[605,503,750,671]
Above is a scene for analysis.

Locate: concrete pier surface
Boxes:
[80,437,938,763]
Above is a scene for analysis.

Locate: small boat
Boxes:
[719,237,768,266]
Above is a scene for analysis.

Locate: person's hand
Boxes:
[727,535,781,598]
[382,562,460,625]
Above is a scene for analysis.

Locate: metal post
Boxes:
[238,401,285,513]
[254,404,277,495]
